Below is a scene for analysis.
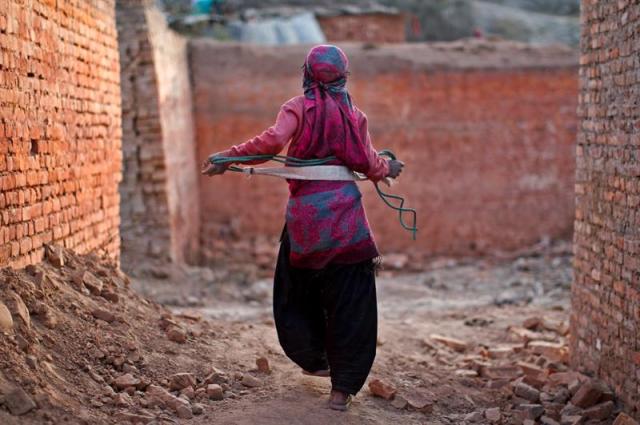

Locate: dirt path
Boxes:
[7,243,617,425]
[131,245,575,424]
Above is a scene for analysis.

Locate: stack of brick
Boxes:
[116,0,199,264]
[0,0,122,269]
[572,0,640,419]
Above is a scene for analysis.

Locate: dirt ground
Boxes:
[0,241,625,424]
[127,240,585,425]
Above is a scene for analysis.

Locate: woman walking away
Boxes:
[202,45,404,411]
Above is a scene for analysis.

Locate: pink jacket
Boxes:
[223,96,389,180]
[221,96,389,269]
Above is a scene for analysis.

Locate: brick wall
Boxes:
[146,4,199,263]
[191,42,578,259]
[0,0,122,269]
[571,0,640,418]
[317,13,406,44]
[116,0,199,263]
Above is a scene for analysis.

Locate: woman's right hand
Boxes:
[387,159,405,179]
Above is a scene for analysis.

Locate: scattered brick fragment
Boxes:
[166,327,187,343]
[613,413,640,425]
[0,301,14,332]
[92,309,116,323]
[480,365,521,380]
[113,373,140,391]
[45,245,65,268]
[4,386,36,416]
[484,407,501,423]
[516,404,545,420]
[169,373,196,391]
[206,384,223,400]
[570,380,605,408]
[429,334,469,352]
[77,271,104,295]
[523,317,543,330]
[114,412,155,424]
[113,392,133,407]
[256,356,270,373]
[514,382,541,403]
[368,379,396,400]
[6,291,30,328]
[583,401,614,421]
[549,372,585,387]
[560,415,584,425]
[176,404,193,419]
[405,392,433,413]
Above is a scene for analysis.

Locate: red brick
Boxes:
[116,1,199,263]
[0,0,121,269]
[571,380,606,408]
[368,379,397,400]
[190,42,578,260]
[571,0,640,414]
[613,413,639,425]
[583,401,614,421]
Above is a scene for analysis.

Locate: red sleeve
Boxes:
[357,109,390,182]
[216,98,301,165]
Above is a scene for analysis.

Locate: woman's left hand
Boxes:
[201,156,228,176]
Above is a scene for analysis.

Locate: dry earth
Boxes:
[0,242,633,424]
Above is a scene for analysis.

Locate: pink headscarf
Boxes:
[288,45,370,175]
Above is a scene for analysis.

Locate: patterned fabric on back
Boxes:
[285,45,379,269]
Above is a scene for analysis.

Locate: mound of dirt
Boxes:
[0,245,268,424]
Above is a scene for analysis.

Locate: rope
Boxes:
[375,150,418,240]
[209,150,418,240]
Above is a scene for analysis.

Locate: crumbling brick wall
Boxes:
[571,0,640,417]
[191,42,578,258]
[0,0,122,269]
[317,13,406,43]
[116,0,199,263]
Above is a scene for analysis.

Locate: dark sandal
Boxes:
[302,369,330,378]
[328,395,353,411]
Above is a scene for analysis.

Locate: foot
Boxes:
[328,390,352,411]
[302,369,330,378]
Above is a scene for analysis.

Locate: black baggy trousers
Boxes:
[273,228,378,395]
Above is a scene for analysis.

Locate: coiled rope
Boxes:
[209,150,418,240]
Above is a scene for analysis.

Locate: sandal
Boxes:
[302,369,330,378]
[328,394,353,411]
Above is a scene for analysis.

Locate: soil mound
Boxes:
[0,245,261,424]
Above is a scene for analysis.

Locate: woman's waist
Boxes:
[288,180,360,199]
